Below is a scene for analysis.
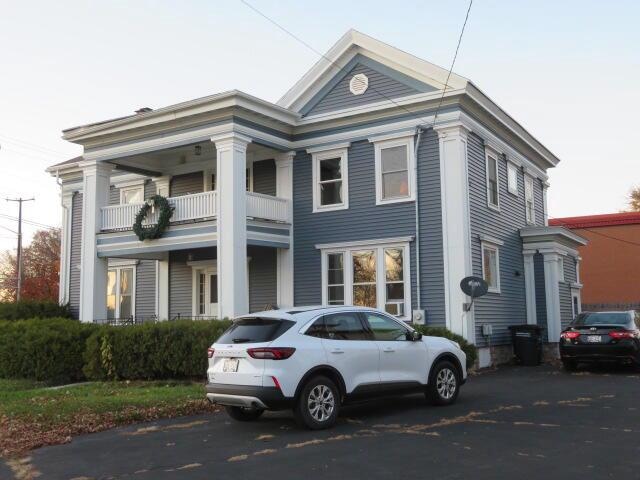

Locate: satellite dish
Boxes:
[460,276,489,298]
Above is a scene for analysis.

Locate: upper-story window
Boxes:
[507,162,519,196]
[206,166,252,192]
[372,135,415,205]
[120,185,144,205]
[485,150,500,210]
[524,175,535,224]
[311,147,349,212]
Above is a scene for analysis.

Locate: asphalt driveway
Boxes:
[6,364,640,480]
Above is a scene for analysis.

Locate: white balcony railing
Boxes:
[100,190,290,231]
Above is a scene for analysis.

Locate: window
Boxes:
[384,248,405,317]
[321,240,411,319]
[205,167,252,192]
[507,162,518,196]
[312,148,348,212]
[365,312,409,341]
[558,256,565,283]
[323,313,370,341]
[524,175,535,224]
[326,253,344,305]
[120,185,144,205]
[373,136,415,205]
[106,266,135,320]
[352,250,377,308]
[481,242,500,293]
[485,152,500,210]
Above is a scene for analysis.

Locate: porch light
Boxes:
[195,145,202,156]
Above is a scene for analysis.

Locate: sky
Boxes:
[0,0,638,253]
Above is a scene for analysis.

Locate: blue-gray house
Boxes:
[48,30,586,366]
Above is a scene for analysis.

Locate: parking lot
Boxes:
[10,364,640,480]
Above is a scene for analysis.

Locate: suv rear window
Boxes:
[572,312,631,326]
[217,318,294,344]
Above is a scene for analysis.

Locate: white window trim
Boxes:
[481,241,501,294]
[107,265,137,319]
[524,174,536,225]
[485,149,500,211]
[311,147,349,213]
[372,135,416,205]
[558,256,565,283]
[119,183,145,205]
[189,259,250,318]
[507,161,519,196]
[320,239,412,321]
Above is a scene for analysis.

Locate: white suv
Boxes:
[206,306,467,429]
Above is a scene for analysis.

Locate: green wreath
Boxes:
[133,195,174,241]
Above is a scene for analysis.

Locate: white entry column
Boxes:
[276,151,295,308]
[78,160,113,322]
[543,251,562,342]
[523,251,538,325]
[58,189,74,305]
[152,176,171,320]
[435,124,474,342]
[211,133,251,319]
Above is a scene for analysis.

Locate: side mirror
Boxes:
[407,330,422,341]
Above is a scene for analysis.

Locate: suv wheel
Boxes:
[426,360,460,406]
[225,406,264,422]
[294,376,340,430]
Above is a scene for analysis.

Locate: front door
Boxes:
[194,267,218,319]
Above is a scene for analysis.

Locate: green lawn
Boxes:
[0,379,217,456]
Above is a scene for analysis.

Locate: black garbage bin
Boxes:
[508,325,543,366]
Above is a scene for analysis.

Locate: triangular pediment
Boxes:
[278,29,469,115]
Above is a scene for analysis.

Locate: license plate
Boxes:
[223,358,239,372]
[587,335,602,343]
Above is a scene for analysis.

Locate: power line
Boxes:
[0,133,69,157]
[240,0,439,127]
[432,0,473,127]
[548,213,640,249]
[6,197,34,301]
[0,213,58,231]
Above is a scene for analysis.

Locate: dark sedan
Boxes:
[559,311,640,370]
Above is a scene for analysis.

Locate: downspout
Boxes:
[413,126,424,314]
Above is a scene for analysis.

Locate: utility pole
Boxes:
[6,197,34,301]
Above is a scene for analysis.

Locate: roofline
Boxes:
[62,90,300,143]
[549,212,640,229]
[520,226,588,247]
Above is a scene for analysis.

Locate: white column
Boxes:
[276,152,295,308]
[152,176,171,320]
[155,253,170,321]
[212,133,251,319]
[543,251,562,342]
[542,181,550,226]
[78,160,113,322]
[152,176,171,197]
[435,124,474,342]
[58,190,74,305]
[523,251,537,325]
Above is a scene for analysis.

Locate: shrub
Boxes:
[414,325,478,369]
[0,301,71,321]
[0,318,97,383]
[83,319,232,381]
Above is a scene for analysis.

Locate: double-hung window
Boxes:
[320,239,411,319]
[107,266,135,320]
[120,184,144,205]
[481,242,500,294]
[372,135,415,205]
[485,150,500,210]
[507,162,519,196]
[524,175,535,224]
[311,147,348,212]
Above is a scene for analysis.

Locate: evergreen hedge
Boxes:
[0,301,71,321]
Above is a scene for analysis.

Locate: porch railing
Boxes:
[100,190,289,231]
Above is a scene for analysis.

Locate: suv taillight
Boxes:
[207,347,215,358]
[561,331,580,340]
[247,347,296,360]
[609,330,638,340]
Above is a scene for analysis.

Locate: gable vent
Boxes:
[349,73,369,95]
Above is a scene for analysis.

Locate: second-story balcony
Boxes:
[100,190,291,232]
